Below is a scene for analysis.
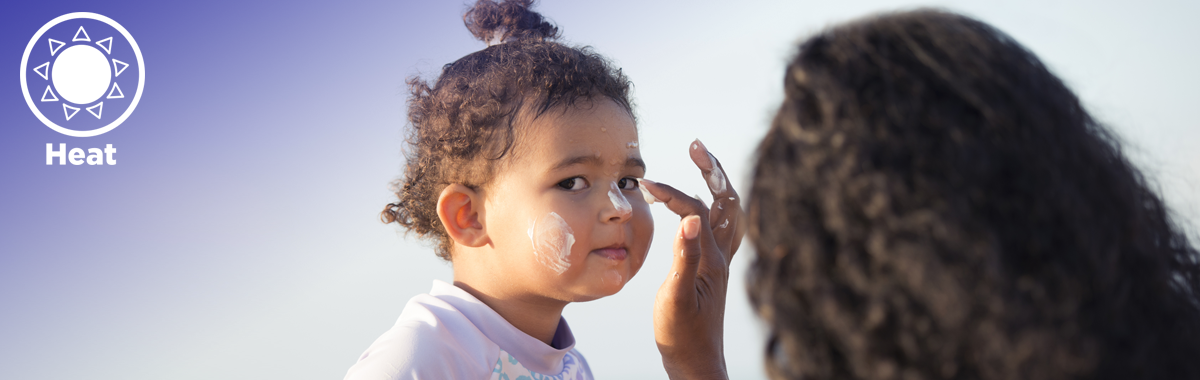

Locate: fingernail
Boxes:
[682,215,701,239]
[637,178,660,204]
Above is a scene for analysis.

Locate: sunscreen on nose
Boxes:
[608,182,632,217]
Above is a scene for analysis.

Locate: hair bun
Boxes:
[464,0,560,45]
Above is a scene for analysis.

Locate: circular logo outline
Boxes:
[20,12,145,138]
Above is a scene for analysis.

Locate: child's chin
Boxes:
[571,274,627,301]
[573,291,617,302]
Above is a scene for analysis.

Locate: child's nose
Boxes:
[604,181,633,223]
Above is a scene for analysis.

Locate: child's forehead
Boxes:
[527,100,635,135]
[519,100,640,162]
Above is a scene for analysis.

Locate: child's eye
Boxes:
[557,177,589,191]
[617,178,639,190]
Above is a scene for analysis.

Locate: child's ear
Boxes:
[436,184,488,248]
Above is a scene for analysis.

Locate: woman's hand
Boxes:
[642,139,743,380]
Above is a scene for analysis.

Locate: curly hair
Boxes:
[381,0,634,260]
[747,9,1200,380]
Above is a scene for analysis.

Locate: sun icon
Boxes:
[33,26,128,121]
[21,12,144,138]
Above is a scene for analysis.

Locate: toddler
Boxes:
[343,1,657,378]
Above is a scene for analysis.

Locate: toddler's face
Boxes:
[483,98,652,301]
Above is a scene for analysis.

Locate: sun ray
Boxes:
[41,86,59,102]
[63,104,80,120]
[72,26,90,42]
[86,102,104,119]
[33,62,50,80]
[96,37,113,54]
[112,59,129,77]
[48,39,65,55]
[106,82,124,99]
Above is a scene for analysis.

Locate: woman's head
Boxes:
[383,0,651,300]
[748,9,1200,380]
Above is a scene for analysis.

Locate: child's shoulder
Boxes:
[343,282,500,380]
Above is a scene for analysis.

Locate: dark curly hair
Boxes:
[380,0,634,260]
[747,9,1200,380]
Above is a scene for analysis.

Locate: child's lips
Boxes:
[591,247,628,261]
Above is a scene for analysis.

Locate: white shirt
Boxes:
[344,280,594,380]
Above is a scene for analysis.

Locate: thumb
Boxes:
[664,215,703,306]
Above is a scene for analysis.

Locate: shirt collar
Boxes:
[429,280,576,374]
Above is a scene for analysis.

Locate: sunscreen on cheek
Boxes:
[527,212,576,274]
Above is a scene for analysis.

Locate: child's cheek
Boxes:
[527,212,576,275]
[630,201,654,276]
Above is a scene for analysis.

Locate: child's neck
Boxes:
[452,278,568,347]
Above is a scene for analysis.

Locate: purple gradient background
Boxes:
[2,1,1197,379]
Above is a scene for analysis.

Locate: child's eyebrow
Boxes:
[551,156,647,171]
[627,157,647,170]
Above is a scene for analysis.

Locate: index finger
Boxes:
[639,179,727,270]
[688,139,738,201]
[689,139,743,263]
[638,178,708,223]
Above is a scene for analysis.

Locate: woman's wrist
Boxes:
[662,352,728,380]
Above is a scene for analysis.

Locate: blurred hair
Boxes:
[381,0,633,260]
[748,9,1200,380]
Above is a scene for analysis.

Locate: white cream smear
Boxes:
[527,212,575,274]
[706,152,728,193]
[627,141,638,148]
[637,178,661,204]
[608,182,633,217]
[602,269,623,285]
[640,185,658,204]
